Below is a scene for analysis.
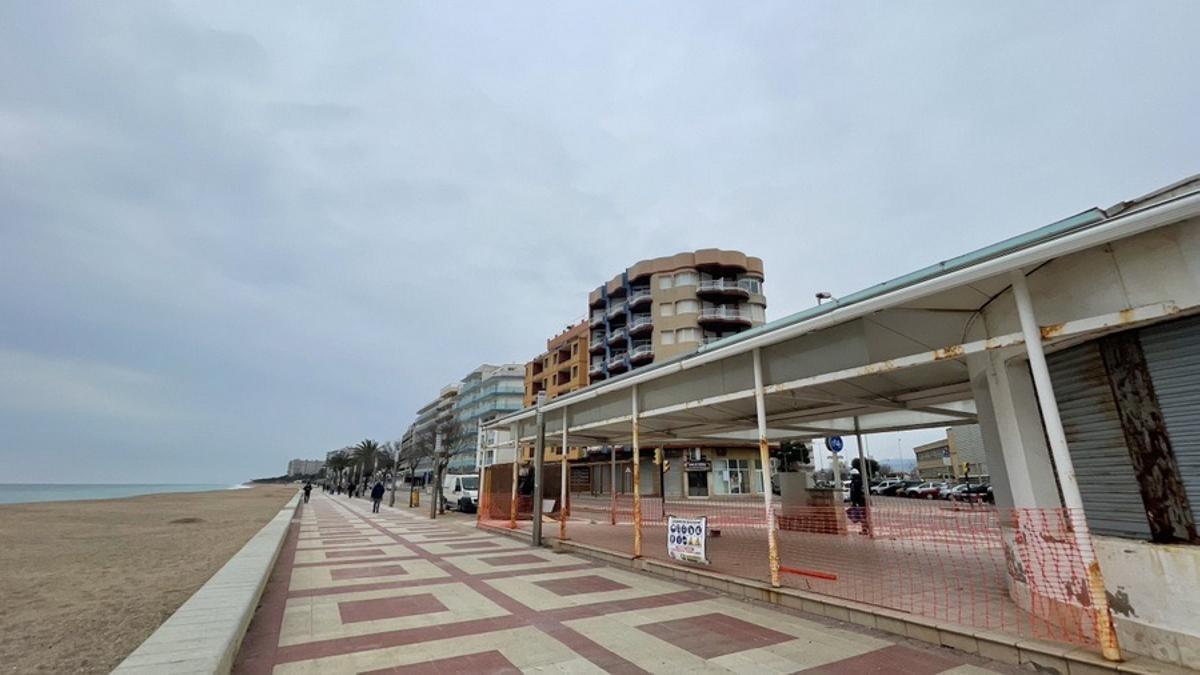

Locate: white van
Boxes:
[442,473,480,512]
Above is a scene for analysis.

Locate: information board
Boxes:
[667,515,709,565]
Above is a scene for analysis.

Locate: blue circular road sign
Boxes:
[827,436,844,453]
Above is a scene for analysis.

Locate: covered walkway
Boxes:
[483,176,1200,664]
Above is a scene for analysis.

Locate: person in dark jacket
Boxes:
[847,468,870,534]
[302,481,312,503]
[370,480,385,513]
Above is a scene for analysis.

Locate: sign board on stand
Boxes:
[827,436,844,453]
[667,515,709,565]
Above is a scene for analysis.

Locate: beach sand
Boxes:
[0,485,296,674]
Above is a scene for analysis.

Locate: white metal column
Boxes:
[1010,269,1121,661]
[752,349,781,586]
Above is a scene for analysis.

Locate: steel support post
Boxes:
[509,422,519,529]
[560,407,569,541]
[1010,269,1122,662]
[610,444,617,526]
[853,416,873,537]
[532,395,546,547]
[752,349,781,586]
[632,383,642,558]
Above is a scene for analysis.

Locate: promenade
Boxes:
[232,492,1011,674]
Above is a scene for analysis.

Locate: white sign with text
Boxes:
[667,515,709,565]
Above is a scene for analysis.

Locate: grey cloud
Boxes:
[2,1,1198,482]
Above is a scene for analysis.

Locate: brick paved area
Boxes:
[234,493,1014,674]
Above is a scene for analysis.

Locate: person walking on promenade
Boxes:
[370,480,385,513]
[847,468,870,535]
[348,480,357,499]
[302,481,312,504]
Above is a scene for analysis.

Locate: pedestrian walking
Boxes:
[847,468,869,535]
[302,481,312,504]
[371,480,385,513]
[348,481,357,499]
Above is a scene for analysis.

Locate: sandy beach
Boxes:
[0,485,296,674]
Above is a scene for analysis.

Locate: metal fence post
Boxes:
[509,422,519,530]
[560,407,569,541]
[753,349,780,587]
[632,383,642,558]
[532,393,547,546]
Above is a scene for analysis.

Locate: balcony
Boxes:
[607,328,628,345]
[628,314,653,335]
[698,306,752,326]
[606,300,627,318]
[697,279,751,299]
[628,287,652,307]
[589,309,606,326]
[607,351,628,372]
[589,333,606,353]
[589,358,606,375]
[629,340,653,362]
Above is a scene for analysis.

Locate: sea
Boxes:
[0,483,244,506]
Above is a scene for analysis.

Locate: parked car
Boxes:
[907,482,948,499]
[870,479,901,495]
[878,480,920,496]
[902,480,940,497]
[950,483,994,504]
[939,484,969,500]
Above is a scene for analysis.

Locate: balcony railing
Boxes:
[607,351,627,368]
[589,310,606,326]
[589,358,605,373]
[628,315,653,334]
[628,288,652,306]
[607,328,628,345]
[606,300,627,318]
[699,307,752,324]
[589,333,606,352]
[629,341,654,361]
[698,279,751,298]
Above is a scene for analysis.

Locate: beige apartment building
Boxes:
[578,249,769,498]
[587,249,766,381]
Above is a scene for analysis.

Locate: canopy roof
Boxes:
[487,176,1200,448]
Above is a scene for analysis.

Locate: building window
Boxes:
[660,303,674,317]
[741,277,762,295]
[676,299,699,314]
[677,328,700,343]
[658,276,673,290]
[661,330,675,345]
[674,271,698,287]
[714,458,753,495]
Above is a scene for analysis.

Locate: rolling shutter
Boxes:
[1140,314,1200,512]
[1047,342,1151,539]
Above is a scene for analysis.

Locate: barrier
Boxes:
[478,467,1110,653]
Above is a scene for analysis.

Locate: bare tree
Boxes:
[429,419,471,518]
[401,426,437,509]
[382,439,403,507]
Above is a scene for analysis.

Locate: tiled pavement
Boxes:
[233,494,1016,674]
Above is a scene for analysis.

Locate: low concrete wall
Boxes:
[113,491,301,674]
[1095,536,1200,668]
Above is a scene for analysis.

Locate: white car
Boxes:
[871,479,901,495]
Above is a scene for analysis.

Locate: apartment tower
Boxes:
[588,249,766,382]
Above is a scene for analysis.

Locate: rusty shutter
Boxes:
[1140,314,1200,512]
[1047,342,1152,539]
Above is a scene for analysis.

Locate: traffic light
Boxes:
[663,460,670,473]
[961,462,971,476]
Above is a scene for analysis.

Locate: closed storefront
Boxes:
[1047,314,1200,544]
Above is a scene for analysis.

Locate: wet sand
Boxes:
[0,485,295,674]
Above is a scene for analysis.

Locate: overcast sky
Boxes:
[3,2,1198,483]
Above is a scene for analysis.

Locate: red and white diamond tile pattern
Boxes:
[234,494,1012,675]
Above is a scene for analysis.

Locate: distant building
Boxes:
[451,363,525,470]
[287,458,324,477]
[587,249,766,382]
[913,425,987,481]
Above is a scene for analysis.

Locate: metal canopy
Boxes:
[486,184,1200,449]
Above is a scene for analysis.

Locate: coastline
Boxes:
[0,483,248,506]
[0,485,295,674]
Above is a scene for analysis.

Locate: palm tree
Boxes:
[325,450,351,488]
[353,439,383,480]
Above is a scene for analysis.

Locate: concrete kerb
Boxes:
[112,491,302,675]
[497,531,1191,675]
